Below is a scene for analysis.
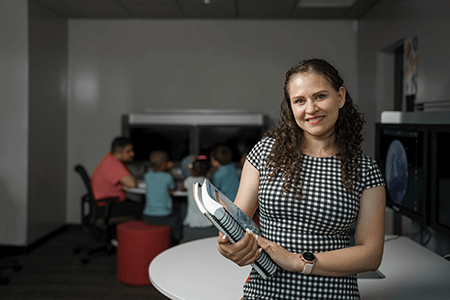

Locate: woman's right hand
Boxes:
[217,231,260,267]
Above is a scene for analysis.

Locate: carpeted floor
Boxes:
[0,227,171,300]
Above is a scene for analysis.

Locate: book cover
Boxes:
[194,179,278,279]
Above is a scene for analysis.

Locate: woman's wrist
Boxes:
[290,252,305,273]
[299,252,317,274]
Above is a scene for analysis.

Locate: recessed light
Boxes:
[298,0,357,8]
[196,0,220,4]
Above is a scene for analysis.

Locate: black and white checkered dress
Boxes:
[244,137,385,300]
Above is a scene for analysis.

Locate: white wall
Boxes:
[67,19,358,223]
[0,0,29,245]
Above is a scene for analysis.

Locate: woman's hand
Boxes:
[257,235,302,273]
[217,231,260,267]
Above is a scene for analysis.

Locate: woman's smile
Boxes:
[306,116,325,124]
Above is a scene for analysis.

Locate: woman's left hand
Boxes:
[257,235,302,273]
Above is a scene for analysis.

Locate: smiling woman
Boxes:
[288,72,346,147]
[217,58,386,300]
[266,58,365,199]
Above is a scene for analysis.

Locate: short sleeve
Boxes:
[108,164,130,184]
[100,153,130,184]
[363,157,386,191]
[246,137,274,171]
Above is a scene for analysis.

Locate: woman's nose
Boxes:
[305,100,318,114]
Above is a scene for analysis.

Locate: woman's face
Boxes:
[288,72,346,142]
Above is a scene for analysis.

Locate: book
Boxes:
[193,179,278,279]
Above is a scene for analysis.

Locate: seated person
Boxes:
[182,155,218,242]
[210,145,240,201]
[143,150,183,246]
[90,136,143,219]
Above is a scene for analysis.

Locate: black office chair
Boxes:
[0,255,22,285]
[73,164,130,264]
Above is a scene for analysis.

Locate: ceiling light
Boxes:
[196,0,220,4]
[298,0,357,8]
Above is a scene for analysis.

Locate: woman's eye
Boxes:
[316,94,326,100]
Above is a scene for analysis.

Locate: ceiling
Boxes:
[34,0,380,20]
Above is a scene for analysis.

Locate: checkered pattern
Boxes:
[243,137,385,300]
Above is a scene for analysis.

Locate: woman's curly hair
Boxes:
[264,58,365,200]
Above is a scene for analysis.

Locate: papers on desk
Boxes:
[125,184,188,197]
[137,181,146,188]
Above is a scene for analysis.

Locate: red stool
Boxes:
[116,220,171,285]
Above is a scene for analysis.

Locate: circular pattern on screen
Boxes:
[386,139,409,204]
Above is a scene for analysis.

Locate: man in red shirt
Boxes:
[90,137,143,219]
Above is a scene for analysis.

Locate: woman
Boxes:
[218,58,386,299]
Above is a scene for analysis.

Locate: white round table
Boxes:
[149,235,450,300]
[149,237,251,300]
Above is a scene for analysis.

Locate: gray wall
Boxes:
[4,0,448,253]
[27,1,68,244]
[0,0,68,246]
[358,0,450,157]
[0,0,29,246]
[358,0,450,255]
[67,20,358,223]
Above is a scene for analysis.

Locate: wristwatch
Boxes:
[300,251,316,274]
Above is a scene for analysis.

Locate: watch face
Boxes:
[303,252,316,262]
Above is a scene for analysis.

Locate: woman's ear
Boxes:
[338,86,346,108]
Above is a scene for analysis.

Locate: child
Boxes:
[182,155,218,242]
[210,145,240,202]
[143,150,183,246]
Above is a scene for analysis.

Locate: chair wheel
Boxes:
[0,277,10,285]
[73,247,81,255]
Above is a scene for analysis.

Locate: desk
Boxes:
[358,236,450,300]
[149,237,250,300]
[149,236,450,300]
[125,185,188,220]
[124,186,188,197]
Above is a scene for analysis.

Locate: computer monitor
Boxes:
[430,125,450,238]
[128,125,191,163]
[198,125,264,164]
[375,123,430,225]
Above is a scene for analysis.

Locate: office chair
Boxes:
[73,164,131,264]
[0,255,22,285]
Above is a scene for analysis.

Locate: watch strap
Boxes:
[302,262,314,274]
[300,252,316,274]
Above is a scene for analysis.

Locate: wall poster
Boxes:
[404,36,418,96]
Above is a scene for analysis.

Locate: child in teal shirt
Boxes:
[210,145,240,201]
[143,150,182,246]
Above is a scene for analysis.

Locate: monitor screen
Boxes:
[431,126,450,238]
[198,126,264,164]
[375,123,430,225]
[129,125,191,163]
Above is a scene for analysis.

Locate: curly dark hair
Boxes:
[264,58,365,200]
